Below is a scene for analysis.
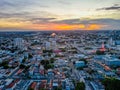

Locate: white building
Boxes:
[45,41,51,50]
[45,40,57,50]
[51,41,57,50]
[108,38,115,46]
[14,38,24,49]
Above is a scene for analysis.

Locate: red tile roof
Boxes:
[30,82,37,89]
[6,79,20,89]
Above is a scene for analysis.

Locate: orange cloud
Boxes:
[27,23,103,30]
[53,24,85,30]
[0,19,29,30]
[85,24,103,30]
[0,21,26,28]
[0,19,104,30]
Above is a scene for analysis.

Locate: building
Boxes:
[104,57,120,66]
[108,37,115,46]
[51,41,57,50]
[45,41,51,50]
[75,61,85,68]
[99,42,106,52]
[29,82,37,90]
[14,38,24,49]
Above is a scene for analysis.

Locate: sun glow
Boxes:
[85,24,104,30]
[0,19,105,31]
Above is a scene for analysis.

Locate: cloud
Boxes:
[50,18,120,30]
[58,0,71,5]
[0,0,15,7]
[97,4,120,11]
[52,19,81,24]
[0,10,58,20]
[0,10,119,30]
[30,18,56,24]
[87,19,120,30]
[0,0,49,11]
[0,12,30,18]
[51,18,120,24]
[21,18,120,30]
[27,17,120,30]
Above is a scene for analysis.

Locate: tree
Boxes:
[41,60,50,65]
[54,87,62,90]
[79,58,88,64]
[44,64,54,70]
[19,64,26,69]
[75,82,85,90]
[22,57,27,63]
[50,58,55,63]
[96,50,105,55]
[4,64,9,69]
[28,88,34,90]
[77,67,84,70]
[41,60,45,65]
[102,78,120,90]
[43,50,53,53]
[0,61,9,69]
[40,60,54,70]
[45,60,49,65]
[28,54,33,58]
[73,61,75,65]
[39,89,45,90]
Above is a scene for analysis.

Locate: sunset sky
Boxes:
[0,0,120,31]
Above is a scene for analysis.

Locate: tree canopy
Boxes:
[102,78,120,90]
[75,82,85,90]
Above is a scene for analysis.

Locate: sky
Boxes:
[0,0,120,31]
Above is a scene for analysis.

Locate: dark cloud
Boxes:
[0,9,119,30]
[0,12,32,19]
[0,11,57,19]
[30,18,56,24]
[52,19,81,24]
[50,18,120,30]
[97,4,120,11]
[52,18,120,25]
[0,0,15,7]
[87,19,120,24]
[0,0,49,11]
[0,0,28,10]
[0,12,19,17]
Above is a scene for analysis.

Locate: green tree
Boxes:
[75,82,85,90]
[0,61,9,69]
[28,54,33,58]
[50,58,55,63]
[54,87,62,90]
[44,64,54,70]
[96,50,105,55]
[102,78,120,90]
[19,64,26,69]
[28,88,34,90]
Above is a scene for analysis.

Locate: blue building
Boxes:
[104,57,120,66]
[75,61,85,68]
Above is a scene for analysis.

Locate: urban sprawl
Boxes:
[0,30,120,90]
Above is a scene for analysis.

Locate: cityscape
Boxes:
[0,30,120,90]
[0,0,120,90]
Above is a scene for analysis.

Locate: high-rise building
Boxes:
[100,42,106,52]
[45,41,51,50]
[51,41,57,50]
[108,37,115,46]
[14,38,24,49]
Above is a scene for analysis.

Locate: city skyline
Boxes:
[0,0,120,31]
